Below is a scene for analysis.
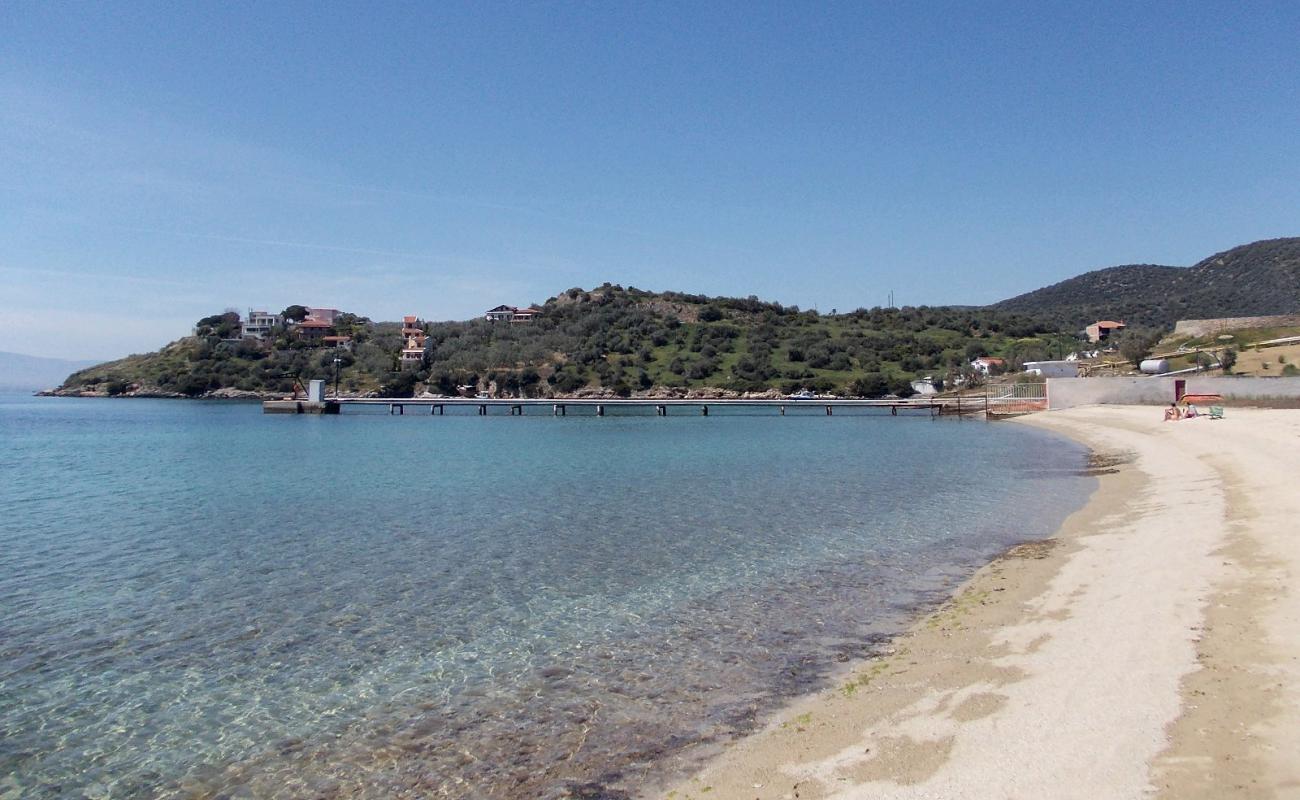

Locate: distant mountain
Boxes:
[993,238,1300,329]
[0,351,102,391]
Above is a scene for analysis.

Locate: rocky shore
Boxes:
[37,385,281,400]
[38,385,793,401]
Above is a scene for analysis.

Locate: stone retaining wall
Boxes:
[1172,315,1300,337]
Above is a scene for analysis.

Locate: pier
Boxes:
[263,396,998,416]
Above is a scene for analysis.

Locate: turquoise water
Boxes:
[0,396,1093,799]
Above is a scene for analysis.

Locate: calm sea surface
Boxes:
[0,396,1094,799]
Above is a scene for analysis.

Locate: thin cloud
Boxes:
[0,263,191,289]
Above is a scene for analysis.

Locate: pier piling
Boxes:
[293,397,951,417]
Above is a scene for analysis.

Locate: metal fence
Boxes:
[985,382,1047,415]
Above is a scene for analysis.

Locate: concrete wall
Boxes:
[1046,376,1300,409]
[1172,315,1300,337]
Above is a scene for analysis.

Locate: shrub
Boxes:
[849,373,889,398]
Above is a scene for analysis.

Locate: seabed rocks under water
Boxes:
[0,398,1094,799]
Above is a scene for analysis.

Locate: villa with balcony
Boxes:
[400,315,428,369]
[241,310,282,341]
[485,305,543,323]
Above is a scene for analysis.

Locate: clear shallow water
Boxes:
[0,396,1093,799]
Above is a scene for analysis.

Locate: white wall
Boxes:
[1024,361,1078,378]
[1046,376,1300,409]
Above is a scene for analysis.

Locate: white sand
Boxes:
[662,406,1300,800]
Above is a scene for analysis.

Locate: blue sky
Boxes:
[3,1,1299,360]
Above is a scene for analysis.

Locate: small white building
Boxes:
[241,310,282,341]
[910,377,939,396]
[970,357,1006,376]
[1023,360,1079,378]
[485,305,543,323]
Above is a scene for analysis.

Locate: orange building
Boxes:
[400,316,427,369]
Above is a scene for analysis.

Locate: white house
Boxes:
[910,377,939,396]
[241,310,282,340]
[485,305,542,323]
[970,357,1006,376]
[1022,360,1079,378]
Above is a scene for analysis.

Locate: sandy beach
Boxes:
[663,406,1300,799]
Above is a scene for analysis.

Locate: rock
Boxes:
[204,387,269,400]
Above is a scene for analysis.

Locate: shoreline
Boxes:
[659,406,1300,799]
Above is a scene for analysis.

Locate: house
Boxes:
[910,377,939,396]
[484,305,542,323]
[294,319,333,342]
[1085,320,1126,343]
[306,308,341,325]
[400,315,428,369]
[322,335,352,350]
[970,357,1006,376]
[1022,360,1079,378]
[241,310,282,341]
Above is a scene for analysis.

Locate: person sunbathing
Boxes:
[1183,403,1199,418]
[1164,403,1181,421]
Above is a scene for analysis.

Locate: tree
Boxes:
[698,305,723,322]
[1118,329,1160,367]
[194,311,240,339]
[1219,348,1237,374]
[282,305,309,322]
[849,373,889,398]
[379,370,419,398]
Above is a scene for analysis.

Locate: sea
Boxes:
[0,394,1095,799]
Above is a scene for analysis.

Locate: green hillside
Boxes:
[994,237,1300,329]
[51,237,1300,399]
[55,286,1066,399]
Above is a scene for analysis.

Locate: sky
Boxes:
[2,1,1299,360]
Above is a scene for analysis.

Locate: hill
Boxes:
[48,238,1300,399]
[994,238,1300,329]
[0,351,101,391]
[50,288,1064,399]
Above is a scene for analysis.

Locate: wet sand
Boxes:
[659,406,1300,799]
